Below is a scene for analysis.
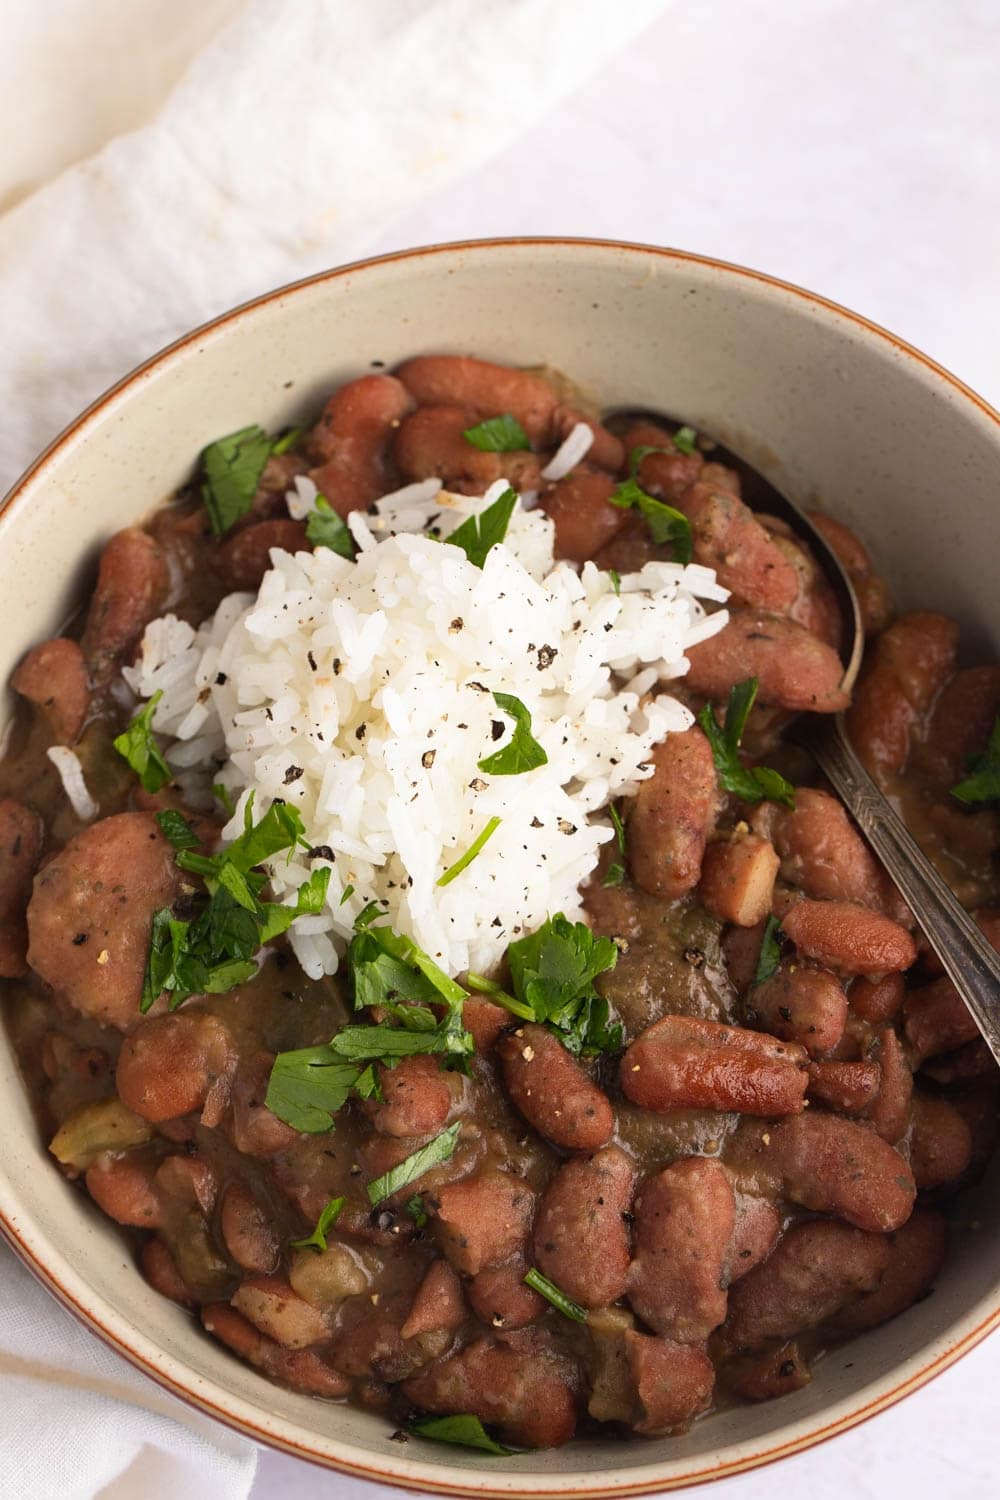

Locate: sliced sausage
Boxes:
[628,1158,735,1341]
[700,833,780,928]
[621,1015,808,1117]
[534,1147,635,1309]
[627,726,719,900]
[498,1024,613,1151]
[11,638,90,743]
[685,610,849,713]
[0,800,43,978]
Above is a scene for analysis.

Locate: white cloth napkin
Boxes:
[0,1,671,1496]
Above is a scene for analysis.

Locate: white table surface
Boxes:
[5,1,999,1496]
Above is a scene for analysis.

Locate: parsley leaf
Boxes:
[406,1414,513,1456]
[201,424,272,536]
[602,802,626,887]
[271,425,305,457]
[672,425,698,455]
[406,1194,428,1229]
[506,913,622,1056]
[445,487,518,569]
[290,1195,345,1252]
[306,495,355,558]
[329,1012,473,1065]
[366,1122,461,1205]
[265,1046,361,1134]
[464,971,533,1023]
[607,568,621,595]
[697,679,796,808]
[754,914,785,986]
[154,809,199,851]
[608,474,693,564]
[950,714,1000,807]
[113,691,172,793]
[437,816,502,887]
[213,782,236,818]
[522,1267,587,1322]
[477,692,548,777]
[349,911,467,1010]
[462,414,530,452]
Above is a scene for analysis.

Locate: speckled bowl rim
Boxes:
[1,237,998,1496]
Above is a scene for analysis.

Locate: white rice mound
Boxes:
[124,479,729,980]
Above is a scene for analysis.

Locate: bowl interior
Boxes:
[1,240,998,1494]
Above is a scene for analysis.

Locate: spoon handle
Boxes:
[795,714,1000,1065]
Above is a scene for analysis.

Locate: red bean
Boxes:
[362,1054,452,1138]
[224,1051,300,1156]
[761,1113,916,1231]
[80,528,169,682]
[847,611,960,781]
[904,976,980,1062]
[866,1027,912,1144]
[748,964,848,1056]
[764,787,904,921]
[722,1339,811,1401]
[807,1059,881,1113]
[394,356,558,444]
[676,483,802,614]
[766,531,842,648]
[781,900,917,977]
[231,1274,332,1348]
[624,1332,715,1436]
[908,1093,973,1190]
[628,1158,735,1341]
[850,972,905,1024]
[540,468,626,563]
[26,812,187,1031]
[723,1194,781,1284]
[140,1237,196,1307]
[549,404,624,473]
[202,1303,349,1397]
[462,996,510,1054]
[85,1153,161,1227]
[220,1182,281,1273]
[0,800,42,978]
[155,1152,218,1214]
[833,1210,947,1334]
[393,404,542,490]
[686,610,849,713]
[117,1011,235,1123]
[331,1294,417,1380]
[217,518,307,591]
[430,1170,536,1275]
[621,1015,808,1117]
[306,373,415,515]
[591,513,654,574]
[807,510,892,635]
[722,921,767,995]
[498,1024,613,1151]
[534,1147,635,1309]
[724,1219,889,1348]
[11,638,90,744]
[917,666,1000,786]
[627,726,719,901]
[700,833,780,928]
[467,1257,545,1331]
[624,422,704,502]
[400,1259,466,1341]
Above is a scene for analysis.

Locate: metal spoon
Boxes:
[617,413,1000,1064]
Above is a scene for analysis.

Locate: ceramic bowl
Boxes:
[1,238,998,1495]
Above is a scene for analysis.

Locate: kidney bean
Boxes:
[540,469,626,563]
[591,513,654,574]
[224,1050,299,1156]
[155,1153,218,1215]
[623,422,704,502]
[847,611,960,781]
[724,1220,890,1349]
[807,1059,881,1113]
[948,1084,999,1181]
[781,900,917,977]
[401,1327,579,1448]
[231,1274,332,1349]
[904,977,979,1062]
[202,1303,349,1397]
[534,1147,635,1309]
[140,1237,196,1308]
[628,1158,735,1341]
[549,404,624,473]
[700,833,780,928]
[723,920,767,995]
[26,811,187,1031]
[908,1093,973,1191]
[621,1014,808,1117]
[866,1027,912,1144]
[467,1256,545,1331]
[764,788,905,922]
[305,373,414,515]
[685,610,849,713]
[916,666,1000,787]
[921,1039,995,1085]
[117,1011,236,1123]
[394,356,559,444]
[217,519,307,591]
[81,528,169,682]
[361,1054,452,1139]
[430,1170,536,1275]
[393,403,544,493]
[498,1024,613,1151]
[748,964,848,1056]
[677,483,802,614]
[699,462,741,495]
[850,972,905,1024]
[12,638,90,744]
[627,726,719,901]
[807,510,892,635]
[761,1113,916,1230]
[723,1339,811,1401]
[833,1210,947,1334]
[0,800,42,978]
[723,1195,781,1284]
[765,531,842,649]
[220,1182,281,1274]
[462,997,511,1054]
[85,1152,161,1227]
[624,1332,715,1436]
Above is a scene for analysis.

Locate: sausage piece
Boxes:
[627,727,719,901]
[846,611,960,781]
[685,610,849,713]
[430,1171,536,1276]
[621,1015,808,1117]
[699,833,780,928]
[534,1147,635,1309]
[628,1158,735,1342]
[306,372,415,515]
[0,800,43,978]
[81,528,169,682]
[761,1113,916,1231]
[498,1024,613,1151]
[394,356,558,444]
[781,900,917,977]
[11,638,90,744]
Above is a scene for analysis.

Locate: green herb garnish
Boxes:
[607,568,621,596]
[290,1195,345,1252]
[697,679,796,808]
[265,1045,362,1134]
[522,1267,587,1322]
[437,817,502,887]
[950,714,1000,807]
[753,914,785,987]
[477,692,548,777]
[462,415,530,452]
[113,691,172,793]
[609,472,693,563]
[328,1007,473,1066]
[154,809,199,851]
[464,971,533,1022]
[602,802,627,888]
[406,1193,428,1228]
[445,487,518,569]
[349,909,467,1010]
[339,883,355,905]
[406,1414,513,1456]
[672,425,698,455]
[201,424,272,536]
[271,425,305,456]
[506,913,622,1056]
[306,495,355,559]
[366,1122,461,1205]
[213,782,236,819]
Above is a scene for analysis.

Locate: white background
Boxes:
[2,2,998,1497]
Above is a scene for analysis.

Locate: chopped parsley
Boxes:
[505,913,622,1056]
[213,782,236,818]
[366,1122,461,1205]
[154,809,200,851]
[200,424,272,536]
[306,495,355,558]
[446,487,518,569]
[607,568,621,596]
[950,714,1000,807]
[113,691,172,793]
[697,679,796,808]
[328,1005,473,1066]
[522,1267,587,1322]
[609,471,693,564]
[406,1413,513,1455]
[602,802,626,887]
[270,425,305,456]
[437,817,502,887]
[672,425,698,455]
[753,914,785,986]
[464,970,533,1022]
[477,692,548,777]
[265,1046,361,1134]
[290,1195,345,1252]
[349,908,467,1010]
[406,1193,428,1229]
[462,414,530,452]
